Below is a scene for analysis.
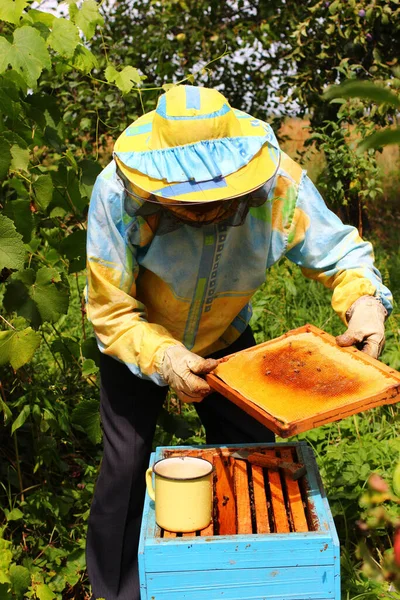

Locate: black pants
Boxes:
[86,327,274,600]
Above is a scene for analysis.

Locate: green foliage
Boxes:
[1,0,400,598]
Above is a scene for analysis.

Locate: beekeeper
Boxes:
[85,85,392,600]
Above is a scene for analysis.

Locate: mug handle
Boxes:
[145,467,156,501]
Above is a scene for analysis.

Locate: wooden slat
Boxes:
[234,459,252,534]
[214,453,237,535]
[251,464,270,533]
[162,529,177,538]
[182,531,196,537]
[265,449,290,533]
[281,448,308,533]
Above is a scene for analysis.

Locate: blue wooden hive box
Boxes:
[139,441,340,599]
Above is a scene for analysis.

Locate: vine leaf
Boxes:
[4,268,70,327]
[33,174,54,212]
[0,327,41,371]
[0,26,51,88]
[73,45,98,74]
[71,399,102,445]
[10,144,29,172]
[3,198,35,243]
[0,144,12,180]
[0,0,28,25]
[60,229,87,273]
[0,215,25,271]
[358,128,400,153]
[324,80,400,108]
[48,18,81,58]
[33,582,56,600]
[69,0,104,40]
[9,565,30,597]
[105,65,142,94]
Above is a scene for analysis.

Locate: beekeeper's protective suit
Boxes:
[86,85,391,600]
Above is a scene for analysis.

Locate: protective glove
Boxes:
[335,295,387,359]
[159,345,218,403]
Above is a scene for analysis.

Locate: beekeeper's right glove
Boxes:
[159,345,218,402]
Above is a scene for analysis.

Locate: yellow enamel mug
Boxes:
[145,456,213,532]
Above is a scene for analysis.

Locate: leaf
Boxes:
[71,399,101,444]
[0,26,51,88]
[10,144,29,172]
[81,336,100,366]
[0,215,25,271]
[69,0,104,39]
[6,509,24,522]
[28,9,56,27]
[0,393,12,424]
[34,583,56,600]
[31,268,70,323]
[51,336,80,361]
[324,80,400,108]
[0,328,41,370]
[72,45,98,74]
[82,358,98,377]
[4,268,70,327]
[393,461,400,497]
[0,0,28,24]
[48,18,80,58]
[79,159,102,198]
[33,174,54,211]
[0,144,11,179]
[60,229,86,269]
[3,199,36,243]
[105,65,142,94]
[358,128,400,152]
[9,564,30,596]
[11,404,31,434]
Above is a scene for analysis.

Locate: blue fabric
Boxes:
[186,86,201,110]
[126,123,152,136]
[156,94,231,120]
[153,177,227,198]
[114,135,273,183]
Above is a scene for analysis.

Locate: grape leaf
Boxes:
[82,358,98,377]
[33,174,54,211]
[0,144,11,179]
[4,268,70,326]
[0,327,41,370]
[0,26,51,88]
[69,0,104,39]
[10,144,29,172]
[48,18,80,58]
[105,65,142,94]
[358,128,400,152]
[73,45,98,74]
[31,268,70,322]
[0,0,28,25]
[34,583,56,600]
[0,215,25,271]
[393,461,400,497]
[71,399,101,445]
[6,509,24,522]
[28,8,56,27]
[9,565,30,597]
[3,199,35,243]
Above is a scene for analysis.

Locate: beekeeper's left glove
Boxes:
[335,295,387,359]
[159,345,218,402]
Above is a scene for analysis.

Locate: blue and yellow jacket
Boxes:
[86,147,392,385]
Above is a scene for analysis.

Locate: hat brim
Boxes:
[115,144,279,202]
[114,108,280,202]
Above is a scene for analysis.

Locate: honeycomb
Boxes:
[214,331,400,425]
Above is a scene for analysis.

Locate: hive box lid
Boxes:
[207,324,400,437]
